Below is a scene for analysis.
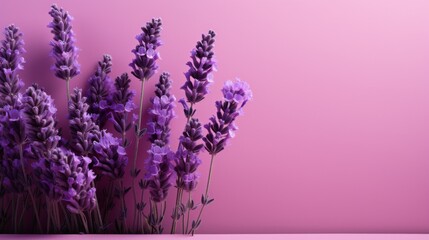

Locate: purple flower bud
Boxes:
[86,55,113,128]
[0,25,25,108]
[93,130,128,179]
[69,88,101,156]
[23,84,60,155]
[181,31,216,105]
[48,4,80,81]
[110,73,135,137]
[130,18,162,81]
[54,149,97,214]
[203,79,252,155]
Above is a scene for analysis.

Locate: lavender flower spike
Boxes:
[87,55,113,128]
[110,73,136,142]
[145,73,175,202]
[49,4,80,100]
[175,118,203,192]
[203,79,252,155]
[0,25,25,108]
[68,88,101,156]
[54,150,97,215]
[23,84,60,156]
[93,130,128,179]
[130,18,162,81]
[181,31,216,118]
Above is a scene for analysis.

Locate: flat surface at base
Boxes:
[0,234,429,239]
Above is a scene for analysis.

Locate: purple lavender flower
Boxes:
[0,25,25,108]
[110,73,136,141]
[147,72,175,146]
[32,147,66,200]
[144,73,175,202]
[23,84,60,155]
[181,31,216,118]
[86,55,113,128]
[48,4,80,81]
[145,144,174,202]
[68,88,101,156]
[174,118,204,192]
[93,130,128,179]
[53,150,97,214]
[130,18,162,81]
[203,79,252,155]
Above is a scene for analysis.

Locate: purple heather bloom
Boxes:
[86,54,113,128]
[181,31,216,114]
[53,149,97,214]
[48,4,80,81]
[110,73,136,139]
[174,118,204,192]
[0,25,25,108]
[68,88,101,156]
[23,84,60,156]
[130,18,162,81]
[144,73,175,202]
[203,79,252,155]
[93,130,128,179]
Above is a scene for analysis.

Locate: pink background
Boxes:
[1,0,429,234]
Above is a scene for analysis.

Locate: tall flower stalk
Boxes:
[86,55,113,128]
[68,88,103,230]
[190,79,252,234]
[144,72,175,233]
[48,4,80,102]
[129,18,162,231]
[23,84,61,232]
[171,30,216,234]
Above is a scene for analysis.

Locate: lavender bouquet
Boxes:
[0,4,252,234]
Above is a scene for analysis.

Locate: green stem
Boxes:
[60,203,71,233]
[131,79,146,230]
[119,180,128,233]
[91,181,103,232]
[186,191,191,234]
[79,212,89,234]
[191,154,215,235]
[171,186,183,234]
[66,77,70,102]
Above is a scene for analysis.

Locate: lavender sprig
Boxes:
[181,31,216,119]
[93,130,128,179]
[190,79,252,234]
[130,18,162,81]
[87,55,113,128]
[48,4,80,101]
[68,88,101,157]
[0,25,25,108]
[23,84,60,156]
[110,73,136,146]
[145,73,175,202]
[53,149,96,233]
[129,18,162,231]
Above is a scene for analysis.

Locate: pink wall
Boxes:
[1,0,429,234]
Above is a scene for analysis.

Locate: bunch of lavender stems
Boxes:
[0,25,43,233]
[171,30,216,234]
[189,79,252,234]
[48,4,80,102]
[129,18,162,232]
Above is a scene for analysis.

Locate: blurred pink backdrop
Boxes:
[1,0,429,234]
